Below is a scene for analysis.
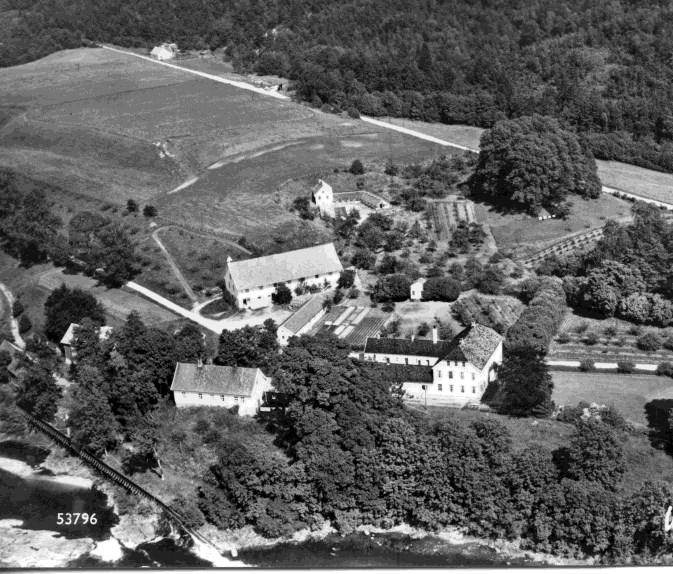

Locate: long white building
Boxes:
[222,243,343,310]
[360,323,503,407]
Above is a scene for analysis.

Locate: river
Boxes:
[0,439,539,568]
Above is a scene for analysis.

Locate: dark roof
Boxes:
[441,323,502,369]
[359,361,433,383]
[0,340,27,378]
[363,323,502,370]
[279,295,326,335]
[170,363,263,396]
[364,337,451,358]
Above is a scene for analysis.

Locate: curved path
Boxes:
[0,282,25,349]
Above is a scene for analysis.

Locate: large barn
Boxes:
[222,243,343,310]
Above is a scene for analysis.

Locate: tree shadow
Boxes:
[644,399,673,453]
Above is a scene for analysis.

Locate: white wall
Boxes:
[174,373,273,416]
[277,306,326,346]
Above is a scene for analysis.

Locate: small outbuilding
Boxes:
[60,323,113,366]
[410,278,427,301]
[151,43,178,61]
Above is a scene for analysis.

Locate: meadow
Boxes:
[596,159,673,204]
[551,371,673,427]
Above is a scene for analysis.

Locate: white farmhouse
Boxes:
[361,323,502,407]
[222,243,343,310]
[311,179,391,219]
[170,362,272,416]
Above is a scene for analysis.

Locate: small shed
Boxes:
[537,208,555,221]
[410,278,427,301]
[151,43,178,61]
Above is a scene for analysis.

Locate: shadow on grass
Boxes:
[644,398,673,452]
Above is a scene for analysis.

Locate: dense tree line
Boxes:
[539,204,673,325]
[189,331,673,561]
[7,1,673,172]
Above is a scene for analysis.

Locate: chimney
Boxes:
[432,325,438,344]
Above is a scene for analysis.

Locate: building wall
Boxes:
[277,306,326,346]
[173,372,273,416]
[224,269,340,310]
[363,351,438,367]
[410,283,424,300]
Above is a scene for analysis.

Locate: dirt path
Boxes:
[151,228,198,304]
[0,282,25,349]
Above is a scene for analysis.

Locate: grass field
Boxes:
[379,118,483,150]
[1,47,444,249]
[0,252,180,332]
[596,159,673,204]
[552,371,673,426]
[477,194,632,256]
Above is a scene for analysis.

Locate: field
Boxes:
[430,199,476,240]
[477,194,632,257]
[551,371,673,427]
[549,312,673,365]
[452,293,524,331]
[379,118,483,150]
[0,252,181,332]
[0,48,444,246]
[596,160,673,204]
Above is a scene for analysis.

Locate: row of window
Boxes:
[437,384,476,394]
[182,392,245,402]
[437,370,475,381]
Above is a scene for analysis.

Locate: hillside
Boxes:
[3,1,673,173]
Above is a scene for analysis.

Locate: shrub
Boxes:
[126,199,139,213]
[337,269,356,289]
[663,335,673,351]
[12,300,24,318]
[579,359,595,372]
[656,362,673,377]
[616,361,635,374]
[603,325,618,338]
[636,332,662,351]
[271,283,292,305]
[417,322,430,336]
[629,324,643,336]
[18,314,32,334]
[349,159,364,175]
[615,336,627,347]
[584,331,599,345]
[556,332,571,344]
[143,205,158,217]
[333,289,344,304]
[348,287,359,299]
[575,322,589,334]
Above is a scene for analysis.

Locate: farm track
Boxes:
[151,228,197,303]
[0,282,25,349]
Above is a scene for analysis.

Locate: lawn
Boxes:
[478,194,632,257]
[551,371,673,427]
[155,226,249,293]
[378,118,483,150]
[596,159,673,204]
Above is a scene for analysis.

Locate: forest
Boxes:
[4,1,673,172]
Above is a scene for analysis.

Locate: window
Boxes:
[386,357,390,364]
[405,358,409,365]
[460,386,464,393]
[437,370,442,378]
[234,396,239,402]
[438,384,443,391]
[462,361,466,367]
[472,373,475,381]
[181,392,186,396]
[460,372,464,379]
[417,360,421,365]
[450,385,453,392]
[198,393,203,399]
[427,360,430,366]
[221,395,225,401]
[472,387,476,394]
[449,371,453,379]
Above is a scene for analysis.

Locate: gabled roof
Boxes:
[0,340,28,377]
[441,323,502,369]
[60,323,113,346]
[279,295,326,335]
[170,363,264,396]
[364,337,452,358]
[226,243,343,292]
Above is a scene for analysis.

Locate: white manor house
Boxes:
[359,323,503,407]
[222,243,343,310]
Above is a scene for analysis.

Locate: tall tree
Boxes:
[499,347,554,417]
[44,285,105,342]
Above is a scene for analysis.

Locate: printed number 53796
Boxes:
[56,512,97,525]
